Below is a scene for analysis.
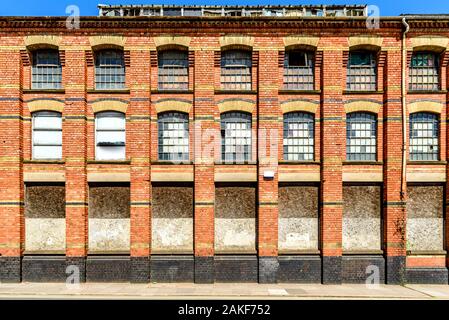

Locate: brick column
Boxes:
[129,48,151,283]
[320,47,344,284]
[64,49,88,282]
[257,49,279,283]
[193,49,216,283]
[383,48,407,284]
[0,49,23,282]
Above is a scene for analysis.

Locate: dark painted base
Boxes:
[194,256,214,284]
[322,256,342,284]
[214,255,258,282]
[342,255,385,284]
[259,257,279,283]
[66,257,86,283]
[407,268,449,284]
[86,256,130,282]
[22,256,66,282]
[386,256,406,284]
[278,255,322,283]
[0,257,21,283]
[150,255,194,283]
[130,257,150,283]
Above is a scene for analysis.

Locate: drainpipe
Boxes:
[401,18,410,200]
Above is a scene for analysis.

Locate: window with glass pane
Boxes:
[95,50,125,90]
[284,51,314,90]
[346,51,377,91]
[409,112,439,161]
[221,112,252,162]
[346,112,377,161]
[409,52,440,91]
[283,112,314,161]
[158,112,189,161]
[95,112,126,160]
[158,50,189,90]
[31,50,62,89]
[221,50,252,90]
[32,111,62,160]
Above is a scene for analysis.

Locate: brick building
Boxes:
[0,4,448,284]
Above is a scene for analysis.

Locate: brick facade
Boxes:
[0,15,449,284]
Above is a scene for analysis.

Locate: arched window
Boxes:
[283,112,314,161]
[409,112,439,161]
[346,112,377,161]
[221,50,252,90]
[346,51,377,91]
[158,112,189,161]
[221,112,252,162]
[409,52,440,91]
[284,50,314,90]
[95,50,125,90]
[158,50,189,90]
[31,49,62,89]
[95,111,126,160]
[32,111,62,160]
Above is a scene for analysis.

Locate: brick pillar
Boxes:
[0,49,23,282]
[320,47,344,284]
[257,49,279,283]
[129,49,151,283]
[446,71,449,282]
[64,49,88,282]
[384,49,406,284]
[193,49,215,283]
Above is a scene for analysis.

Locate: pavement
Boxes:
[0,282,449,299]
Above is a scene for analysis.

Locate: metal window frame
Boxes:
[95,50,126,90]
[221,50,252,91]
[32,111,62,160]
[157,112,190,161]
[158,50,189,90]
[346,51,377,91]
[283,50,315,90]
[346,112,377,161]
[220,112,252,162]
[409,112,439,161]
[95,111,126,160]
[283,112,315,161]
[409,51,440,91]
[31,50,62,90]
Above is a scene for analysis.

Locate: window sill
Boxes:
[407,160,447,165]
[278,89,321,94]
[343,90,383,94]
[343,161,383,165]
[23,159,65,164]
[408,90,447,94]
[214,161,257,165]
[151,89,193,94]
[278,250,320,255]
[23,251,66,255]
[343,250,384,255]
[215,89,257,94]
[407,250,447,256]
[23,89,65,94]
[87,160,131,164]
[151,160,193,165]
[87,89,130,94]
[87,251,130,256]
[279,160,320,165]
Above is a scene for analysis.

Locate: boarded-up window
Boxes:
[152,185,193,253]
[278,185,319,251]
[88,184,130,252]
[407,185,444,251]
[343,185,381,251]
[25,184,65,252]
[215,185,256,253]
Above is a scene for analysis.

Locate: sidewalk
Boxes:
[0,283,448,299]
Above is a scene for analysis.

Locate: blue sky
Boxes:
[0,0,448,16]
